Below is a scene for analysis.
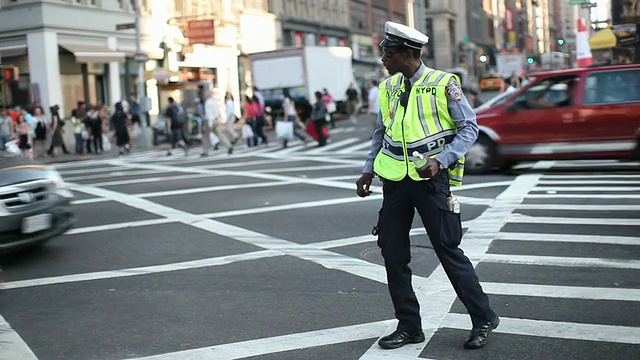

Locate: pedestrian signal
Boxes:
[0,66,19,81]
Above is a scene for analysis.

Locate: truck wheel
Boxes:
[465,135,495,175]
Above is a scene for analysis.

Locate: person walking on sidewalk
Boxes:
[355,21,498,351]
[201,91,233,156]
[345,83,359,123]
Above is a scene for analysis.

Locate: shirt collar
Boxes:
[404,62,426,86]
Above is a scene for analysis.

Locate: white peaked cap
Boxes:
[379,21,429,49]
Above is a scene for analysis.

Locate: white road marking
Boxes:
[533,186,640,192]
[537,180,640,185]
[442,313,640,345]
[2,250,281,291]
[0,314,38,360]
[335,140,375,154]
[303,138,360,155]
[482,282,640,301]
[495,232,640,245]
[508,214,640,226]
[476,254,640,269]
[542,174,640,179]
[63,169,166,182]
[515,204,640,211]
[66,218,175,235]
[526,193,640,199]
[125,320,393,360]
[86,173,216,187]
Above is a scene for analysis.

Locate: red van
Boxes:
[467,64,640,174]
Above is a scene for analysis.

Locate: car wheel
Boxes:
[465,135,495,175]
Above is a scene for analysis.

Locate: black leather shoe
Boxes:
[378,330,425,349]
[464,316,500,349]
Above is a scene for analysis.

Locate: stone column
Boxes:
[27,31,63,115]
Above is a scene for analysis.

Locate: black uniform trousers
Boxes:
[377,171,495,333]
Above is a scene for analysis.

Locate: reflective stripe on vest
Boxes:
[374,68,465,186]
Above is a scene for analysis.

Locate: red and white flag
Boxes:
[576,18,594,68]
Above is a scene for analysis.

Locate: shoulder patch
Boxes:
[445,80,463,103]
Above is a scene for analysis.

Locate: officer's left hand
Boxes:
[416,157,441,178]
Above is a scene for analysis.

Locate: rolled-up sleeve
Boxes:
[363,111,384,174]
[434,79,479,168]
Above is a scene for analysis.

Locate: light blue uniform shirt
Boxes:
[363,63,479,174]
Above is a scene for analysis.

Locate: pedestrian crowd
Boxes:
[0,95,141,159]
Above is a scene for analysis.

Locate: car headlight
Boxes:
[47,170,73,199]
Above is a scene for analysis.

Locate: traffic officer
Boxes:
[356,21,499,350]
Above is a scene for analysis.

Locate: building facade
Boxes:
[0,0,138,117]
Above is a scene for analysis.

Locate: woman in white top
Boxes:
[31,106,48,158]
[224,92,239,143]
[281,88,308,148]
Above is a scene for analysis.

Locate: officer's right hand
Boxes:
[356,173,373,197]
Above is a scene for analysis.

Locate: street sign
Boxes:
[581,3,597,8]
[569,0,587,5]
[133,52,149,62]
[116,22,136,31]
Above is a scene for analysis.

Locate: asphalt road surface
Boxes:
[1,115,639,360]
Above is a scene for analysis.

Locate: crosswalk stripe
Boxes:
[335,140,373,154]
[542,174,640,179]
[442,313,640,345]
[303,138,360,154]
[482,282,640,301]
[476,254,640,269]
[526,193,640,199]
[507,214,640,226]
[495,232,640,245]
[538,180,640,185]
[515,204,640,211]
[533,186,640,192]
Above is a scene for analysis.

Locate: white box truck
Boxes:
[496,53,525,78]
[249,46,354,119]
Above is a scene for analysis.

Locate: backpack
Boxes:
[170,105,186,128]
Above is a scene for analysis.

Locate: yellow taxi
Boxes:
[479,75,503,91]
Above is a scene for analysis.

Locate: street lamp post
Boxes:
[134,0,151,148]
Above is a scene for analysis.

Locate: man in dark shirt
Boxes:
[345,83,359,123]
[165,97,188,156]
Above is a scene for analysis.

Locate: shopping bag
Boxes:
[101,133,111,151]
[5,139,20,154]
[326,101,337,113]
[242,124,254,139]
[209,132,220,146]
[275,121,294,141]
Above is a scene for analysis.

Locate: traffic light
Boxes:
[478,54,488,63]
[556,38,565,46]
[527,57,535,64]
[0,66,18,81]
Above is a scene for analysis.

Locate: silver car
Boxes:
[0,152,74,253]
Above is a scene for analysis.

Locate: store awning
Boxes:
[145,67,181,81]
[589,28,617,50]
[59,43,126,63]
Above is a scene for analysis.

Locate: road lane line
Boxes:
[139,180,294,198]
[442,313,640,345]
[507,214,640,226]
[542,174,640,179]
[533,186,640,192]
[515,204,640,211]
[303,138,360,155]
[62,169,166,182]
[0,314,39,360]
[255,163,360,173]
[482,282,640,301]
[86,173,217,187]
[476,254,640,269]
[537,180,640,185]
[1,250,281,291]
[124,319,393,360]
[66,218,175,235]
[526,193,640,199]
[495,232,640,245]
[359,174,543,359]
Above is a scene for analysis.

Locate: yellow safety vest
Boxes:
[373,68,465,186]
